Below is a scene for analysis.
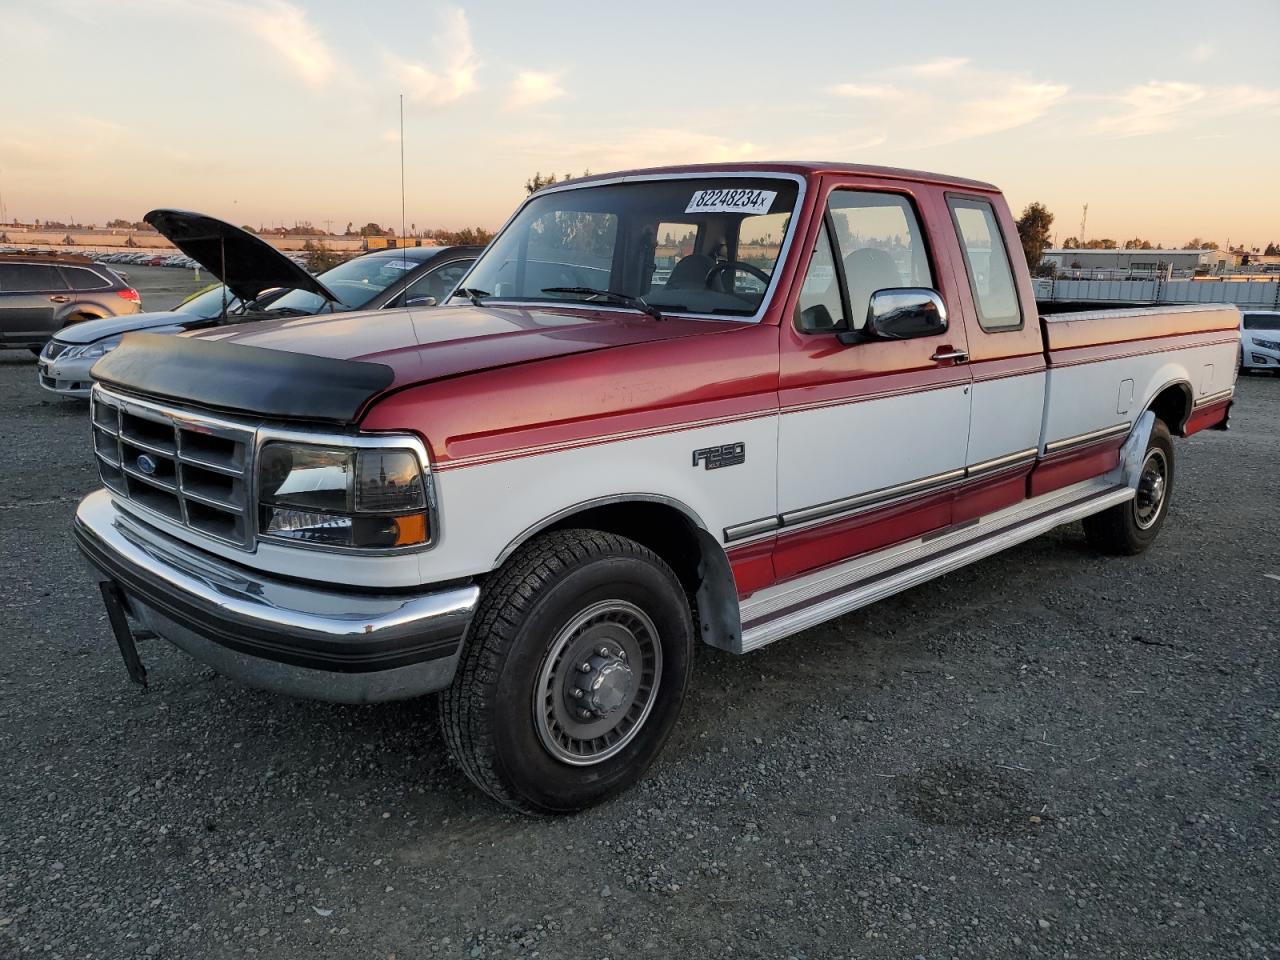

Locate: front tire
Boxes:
[440,529,694,814]
[1083,419,1174,555]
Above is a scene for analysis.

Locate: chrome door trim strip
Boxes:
[1193,387,1233,408]
[965,448,1038,477]
[779,468,966,527]
[724,516,782,543]
[1042,422,1131,455]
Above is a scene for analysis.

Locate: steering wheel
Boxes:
[704,260,771,294]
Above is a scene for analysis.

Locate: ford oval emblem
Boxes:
[135,454,158,476]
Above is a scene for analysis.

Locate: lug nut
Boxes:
[573,688,584,699]
[598,646,611,657]
[580,663,592,673]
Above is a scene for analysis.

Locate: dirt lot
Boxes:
[0,353,1276,959]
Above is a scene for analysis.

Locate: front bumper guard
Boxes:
[74,489,480,703]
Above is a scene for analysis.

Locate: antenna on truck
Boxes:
[399,93,408,287]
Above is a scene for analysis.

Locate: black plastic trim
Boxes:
[91,332,396,424]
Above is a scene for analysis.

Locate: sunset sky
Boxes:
[2,0,1278,247]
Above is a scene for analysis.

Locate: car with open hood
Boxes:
[37,209,481,397]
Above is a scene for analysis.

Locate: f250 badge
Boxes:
[692,443,746,470]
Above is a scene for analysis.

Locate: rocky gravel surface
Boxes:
[0,355,1276,959]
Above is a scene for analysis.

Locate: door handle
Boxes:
[931,348,969,364]
[49,295,71,303]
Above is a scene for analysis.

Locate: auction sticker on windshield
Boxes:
[685,188,777,216]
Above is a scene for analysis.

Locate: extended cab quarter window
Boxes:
[826,191,932,330]
[948,197,1021,330]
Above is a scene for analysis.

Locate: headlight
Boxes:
[64,336,124,360]
[257,441,431,550]
[1254,338,1280,351]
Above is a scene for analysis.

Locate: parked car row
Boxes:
[35,209,480,397]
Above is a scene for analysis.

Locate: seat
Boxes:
[664,253,715,290]
[843,247,901,328]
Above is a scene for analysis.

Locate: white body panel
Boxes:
[776,385,971,514]
[967,371,1044,465]
[1041,341,1237,448]
[424,414,780,582]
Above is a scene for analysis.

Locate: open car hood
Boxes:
[143,209,340,305]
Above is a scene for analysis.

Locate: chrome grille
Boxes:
[91,388,256,548]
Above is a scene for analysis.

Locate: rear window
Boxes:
[0,263,69,292]
[63,266,113,290]
[1243,314,1280,330]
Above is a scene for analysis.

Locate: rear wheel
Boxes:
[440,529,694,814]
[1083,419,1174,555]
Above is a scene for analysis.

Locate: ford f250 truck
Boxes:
[75,163,1239,813]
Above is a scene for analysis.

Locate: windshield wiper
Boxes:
[455,286,489,307]
[541,287,663,321]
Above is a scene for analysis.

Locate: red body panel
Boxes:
[1028,437,1126,498]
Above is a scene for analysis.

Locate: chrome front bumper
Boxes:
[74,489,480,703]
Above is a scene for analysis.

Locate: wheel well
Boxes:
[518,500,743,651]
[1147,382,1193,436]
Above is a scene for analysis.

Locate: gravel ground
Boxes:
[0,356,1276,960]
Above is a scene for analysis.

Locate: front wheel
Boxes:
[1083,419,1174,555]
[440,529,694,814]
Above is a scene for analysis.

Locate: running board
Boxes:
[736,478,1134,654]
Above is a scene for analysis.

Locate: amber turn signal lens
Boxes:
[392,512,429,547]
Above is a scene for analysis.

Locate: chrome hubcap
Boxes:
[534,600,661,766]
[1134,449,1168,530]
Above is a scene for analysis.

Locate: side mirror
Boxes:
[405,296,438,308]
[838,288,947,344]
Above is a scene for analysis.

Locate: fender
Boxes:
[492,493,744,651]
[1113,410,1155,489]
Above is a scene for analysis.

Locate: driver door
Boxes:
[773,177,972,581]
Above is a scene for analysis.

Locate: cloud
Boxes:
[824,57,1069,148]
[827,83,903,101]
[506,71,566,110]
[937,81,1069,143]
[1094,81,1206,136]
[906,57,970,77]
[505,128,760,171]
[386,8,479,106]
[208,0,336,88]
[1190,42,1215,62]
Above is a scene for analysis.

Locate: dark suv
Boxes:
[0,255,141,353]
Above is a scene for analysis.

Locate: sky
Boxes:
[1,0,1278,247]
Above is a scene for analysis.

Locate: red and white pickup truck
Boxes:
[76,162,1239,813]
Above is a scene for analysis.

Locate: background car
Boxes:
[1240,311,1280,374]
[0,254,141,354]
[38,209,481,398]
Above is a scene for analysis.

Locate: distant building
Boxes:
[1041,248,1221,277]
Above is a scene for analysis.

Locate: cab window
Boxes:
[795,222,845,332]
[948,197,1021,330]
[826,192,932,330]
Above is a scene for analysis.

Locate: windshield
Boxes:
[176,284,244,319]
[455,176,799,318]
[1244,314,1280,330]
[266,254,418,314]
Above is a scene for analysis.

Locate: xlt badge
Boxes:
[692,443,746,470]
